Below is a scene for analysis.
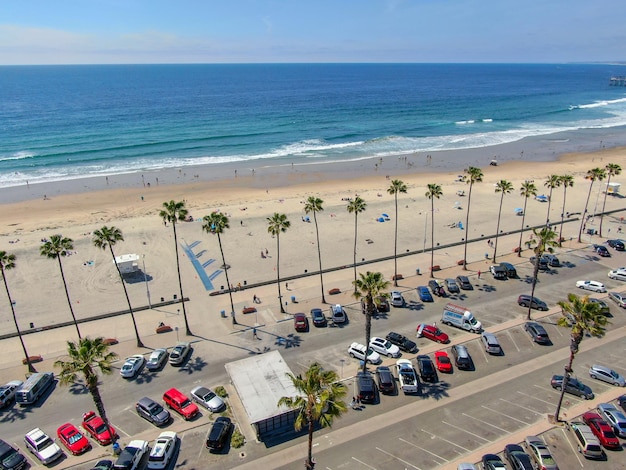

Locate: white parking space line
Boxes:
[419,428,470,453]
[115,424,131,437]
[441,420,490,443]
[375,447,421,469]
[560,426,585,468]
[351,456,378,469]
[506,330,521,352]
[481,405,531,424]
[398,438,448,463]
[499,398,544,415]
[516,390,557,406]
[462,413,508,433]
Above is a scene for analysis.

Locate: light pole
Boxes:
[142,255,151,309]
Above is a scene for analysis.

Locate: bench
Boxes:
[328,288,341,295]
[22,355,43,365]
[242,307,257,314]
[156,325,173,334]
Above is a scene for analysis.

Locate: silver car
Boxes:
[146,348,168,371]
[597,403,626,437]
[589,364,625,386]
[523,435,558,470]
[169,342,191,366]
[190,386,225,412]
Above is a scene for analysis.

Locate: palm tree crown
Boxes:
[425,184,443,278]
[493,179,513,262]
[599,163,622,237]
[461,167,483,269]
[347,197,367,288]
[267,213,290,314]
[517,181,537,256]
[304,196,327,303]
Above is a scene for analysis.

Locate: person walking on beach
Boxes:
[252,327,258,339]
[253,294,258,304]
[477,270,481,279]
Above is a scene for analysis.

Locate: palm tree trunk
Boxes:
[554,348,576,422]
[88,380,117,444]
[430,198,435,278]
[363,298,373,374]
[217,234,237,324]
[599,174,611,237]
[545,187,553,226]
[527,262,540,320]
[559,187,567,247]
[306,408,315,469]
[493,194,504,262]
[57,257,81,339]
[3,274,35,372]
[109,246,143,348]
[517,197,529,256]
[277,234,285,314]
[172,222,192,336]
[462,184,473,270]
[312,213,326,303]
[393,194,399,286]
[578,182,594,243]
[353,215,358,289]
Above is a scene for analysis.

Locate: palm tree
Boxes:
[543,174,561,226]
[40,234,81,339]
[526,227,559,320]
[160,200,192,336]
[425,184,443,277]
[599,163,622,237]
[267,213,290,314]
[517,181,538,256]
[201,213,237,324]
[387,180,407,286]
[493,180,513,262]
[461,167,483,269]
[577,168,607,243]
[304,197,326,303]
[0,251,35,372]
[346,197,367,288]
[277,362,348,470]
[92,226,144,348]
[55,337,119,443]
[352,271,390,374]
[557,175,574,246]
[553,294,607,422]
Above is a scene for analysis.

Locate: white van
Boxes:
[15,372,54,406]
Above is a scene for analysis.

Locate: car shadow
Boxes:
[407,301,424,311]
[0,401,33,422]
[477,284,497,292]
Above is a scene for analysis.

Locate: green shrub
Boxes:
[231,428,245,448]
[215,386,228,398]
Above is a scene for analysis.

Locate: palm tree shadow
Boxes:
[68,381,90,395]
[134,370,156,384]
[122,271,153,284]
[561,261,576,268]
[419,380,450,400]
[522,275,536,285]
[187,334,266,355]
[179,356,208,374]
[0,403,33,422]
[477,284,497,292]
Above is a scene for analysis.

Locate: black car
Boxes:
[542,254,560,266]
[550,375,594,399]
[499,262,517,278]
[375,296,390,313]
[417,355,437,382]
[310,308,327,327]
[455,275,473,290]
[593,244,611,257]
[451,344,472,370]
[206,417,233,452]
[356,371,377,404]
[517,294,548,311]
[0,438,26,470]
[504,444,534,470]
[90,460,114,470]
[482,453,506,470]
[608,239,625,251]
[428,280,446,297]
[589,298,611,315]
[524,322,551,344]
[385,332,418,353]
[618,394,626,413]
[375,366,395,394]
[529,256,549,270]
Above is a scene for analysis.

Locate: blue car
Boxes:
[417,286,433,302]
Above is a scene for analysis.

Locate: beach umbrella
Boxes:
[381,213,389,218]
[377,217,385,222]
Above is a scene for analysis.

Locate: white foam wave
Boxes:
[0,151,35,162]
[570,97,626,110]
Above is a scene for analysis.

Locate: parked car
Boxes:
[146,349,168,371]
[589,364,625,386]
[389,291,405,307]
[608,291,626,307]
[90,460,114,470]
[147,431,177,470]
[582,412,620,449]
[114,440,148,470]
[417,355,437,382]
[543,254,560,266]
[565,422,603,460]
[0,380,23,408]
[518,295,548,311]
[456,275,473,290]
[503,443,534,470]
[428,280,446,297]
[550,375,594,399]
[597,403,626,437]
[82,411,117,445]
[163,387,199,420]
[57,423,90,455]
[417,286,434,302]
[489,265,507,279]
[607,239,625,250]
[24,428,63,465]
[608,268,626,281]
[347,342,382,364]
[593,244,611,257]
[434,351,452,373]
[451,344,472,370]
[481,454,506,470]
[530,256,549,270]
[330,304,347,324]
[589,297,610,315]
[206,417,233,452]
[619,394,626,412]
[456,464,477,470]
[136,396,171,426]
[499,262,517,278]
[120,355,145,378]
[523,435,558,470]
[0,438,26,470]
[369,337,401,358]
[355,371,377,404]
[293,313,308,332]
[524,322,551,344]
[190,386,225,412]
[444,278,459,293]
[310,308,327,327]
[481,331,502,355]
[375,366,395,394]
[385,331,418,353]
[396,359,419,394]
[417,323,450,343]
[375,295,390,312]
[576,280,606,293]
[169,342,191,366]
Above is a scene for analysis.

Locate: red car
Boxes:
[82,411,117,446]
[294,313,308,332]
[416,323,450,344]
[434,351,453,373]
[582,411,621,449]
[57,423,90,455]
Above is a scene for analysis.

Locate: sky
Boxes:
[1,0,625,65]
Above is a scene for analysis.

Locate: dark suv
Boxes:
[135,397,170,426]
[0,438,26,470]
[517,295,548,311]
[550,375,594,399]
[356,371,377,404]
[524,322,551,344]
[206,417,233,452]
[499,262,517,278]
[375,366,395,394]
[417,355,437,382]
[385,331,418,353]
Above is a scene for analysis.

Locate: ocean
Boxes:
[1,63,626,188]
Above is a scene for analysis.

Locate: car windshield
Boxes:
[610,370,619,379]
[35,437,53,451]
[68,432,83,445]
[439,356,450,364]
[383,340,393,348]
[366,348,375,356]
[468,317,478,326]
[150,405,164,416]
[95,423,107,434]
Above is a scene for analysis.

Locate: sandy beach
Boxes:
[1,137,626,347]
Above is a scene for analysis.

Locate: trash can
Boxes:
[112,442,121,455]
[291,296,296,303]
[220,310,226,318]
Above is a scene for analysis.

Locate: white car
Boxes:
[396,359,418,393]
[115,439,149,470]
[390,291,405,307]
[608,268,626,281]
[24,428,63,465]
[190,386,225,412]
[597,403,626,437]
[576,280,606,293]
[347,342,382,364]
[0,380,23,408]
[120,354,145,378]
[147,431,177,470]
[369,337,401,358]
[146,348,168,371]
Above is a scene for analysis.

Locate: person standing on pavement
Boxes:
[252,327,258,339]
